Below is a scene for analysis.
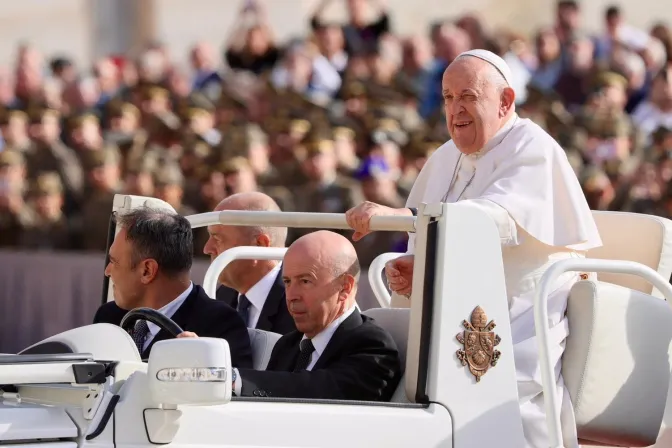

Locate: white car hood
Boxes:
[0,401,77,442]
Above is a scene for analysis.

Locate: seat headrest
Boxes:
[589,211,672,298]
[363,308,409,367]
[563,280,672,447]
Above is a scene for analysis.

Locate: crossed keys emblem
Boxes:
[456,306,501,382]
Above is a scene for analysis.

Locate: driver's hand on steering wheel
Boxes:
[177,331,199,338]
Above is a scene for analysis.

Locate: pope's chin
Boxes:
[451,125,479,154]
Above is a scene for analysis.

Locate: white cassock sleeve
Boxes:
[406,198,518,254]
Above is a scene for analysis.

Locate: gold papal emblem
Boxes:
[456,306,501,382]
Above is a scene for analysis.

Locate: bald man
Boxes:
[346,51,600,447]
[205,192,296,335]
[181,230,402,401]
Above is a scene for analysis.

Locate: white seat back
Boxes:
[247,328,281,371]
[363,308,410,403]
[589,212,672,298]
[563,281,672,447]
[560,212,672,447]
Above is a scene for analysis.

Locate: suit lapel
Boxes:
[255,272,285,332]
[141,286,200,359]
[312,310,363,370]
[271,332,302,371]
[216,285,238,307]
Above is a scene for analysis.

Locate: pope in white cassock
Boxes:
[345,49,603,448]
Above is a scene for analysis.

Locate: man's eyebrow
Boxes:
[282,272,317,280]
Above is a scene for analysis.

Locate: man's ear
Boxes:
[500,87,516,116]
[140,259,159,284]
[256,233,271,248]
[338,274,355,301]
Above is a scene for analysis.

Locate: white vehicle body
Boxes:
[1,193,672,448]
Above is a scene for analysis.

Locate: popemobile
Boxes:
[1,193,672,448]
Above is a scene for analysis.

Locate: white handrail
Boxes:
[534,258,672,448]
[203,247,288,299]
[187,210,416,232]
[368,252,405,308]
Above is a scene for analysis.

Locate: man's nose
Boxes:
[449,101,463,116]
[104,263,111,277]
[285,285,301,302]
[203,238,214,256]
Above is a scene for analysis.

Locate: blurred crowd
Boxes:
[0,0,671,266]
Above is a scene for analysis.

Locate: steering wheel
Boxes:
[120,307,184,338]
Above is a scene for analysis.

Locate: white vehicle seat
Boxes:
[560,212,672,447]
[562,281,672,447]
[247,328,281,370]
[589,211,672,298]
[363,308,410,403]
[19,323,141,362]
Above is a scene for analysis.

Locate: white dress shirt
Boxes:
[239,263,282,329]
[143,282,194,351]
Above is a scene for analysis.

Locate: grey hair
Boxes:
[116,207,193,275]
[487,69,509,93]
[454,54,510,93]
[228,194,288,247]
[329,252,361,284]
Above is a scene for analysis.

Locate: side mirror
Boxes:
[147,338,232,406]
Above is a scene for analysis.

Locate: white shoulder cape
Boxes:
[406,116,602,251]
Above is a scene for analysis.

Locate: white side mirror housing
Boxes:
[147,338,232,406]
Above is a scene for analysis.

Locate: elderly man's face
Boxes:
[282,243,350,338]
[203,224,251,287]
[104,228,145,310]
[442,58,514,154]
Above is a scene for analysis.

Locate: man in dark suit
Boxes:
[206,192,296,335]
[93,207,253,367]
[181,230,401,402]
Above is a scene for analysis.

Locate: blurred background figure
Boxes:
[0,0,669,271]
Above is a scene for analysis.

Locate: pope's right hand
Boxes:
[345,202,410,241]
[385,255,415,296]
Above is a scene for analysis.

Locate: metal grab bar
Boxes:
[534,258,672,448]
[368,252,405,308]
[187,210,416,232]
[203,247,288,299]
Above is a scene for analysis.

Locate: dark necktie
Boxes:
[132,320,150,354]
[237,294,251,326]
[294,338,315,372]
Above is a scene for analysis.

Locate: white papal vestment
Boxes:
[405,114,603,448]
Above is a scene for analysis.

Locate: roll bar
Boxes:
[186,210,416,232]
[203,246,365,312]
[203,247,288,299]
[368,252,405,308]
[534,258,672,448]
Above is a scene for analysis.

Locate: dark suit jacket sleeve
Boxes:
[238,326,401,401]
[194,302,254,370]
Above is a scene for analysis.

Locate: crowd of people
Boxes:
[0,0,671,266]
